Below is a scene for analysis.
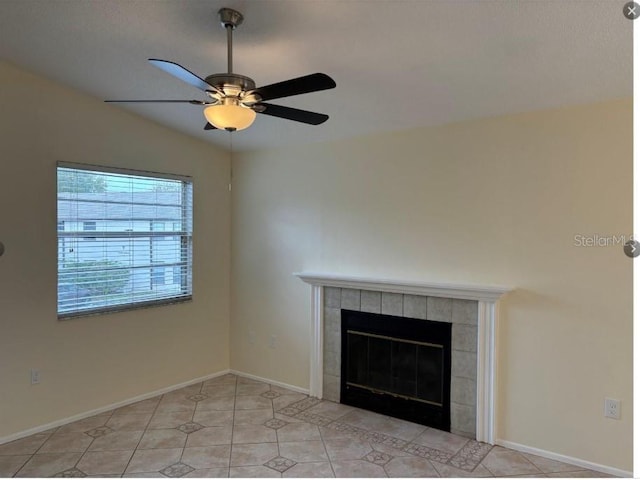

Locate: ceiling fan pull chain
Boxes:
[229,131,234,192]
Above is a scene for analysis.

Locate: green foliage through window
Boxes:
[57,170,107,193]
[61,260,130,296]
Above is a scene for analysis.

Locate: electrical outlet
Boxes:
[30,369,41,385]
[269,335,277,349]
[604,397,620,419]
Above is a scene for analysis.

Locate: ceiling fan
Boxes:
[106,8,336,132]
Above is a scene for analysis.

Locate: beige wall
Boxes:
[0,61,231,438]
[231,99,632,470]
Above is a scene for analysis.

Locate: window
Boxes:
[57,163,193,318]
[151,265,166,286]
[83,221,97,240]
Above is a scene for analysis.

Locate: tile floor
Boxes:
[0,374,615,478]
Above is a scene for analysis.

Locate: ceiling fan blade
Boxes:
[148,59,214,92]
[105,100,211,105]
[250,73,336,102]
[204,123,218,130]
[257,103,329,125]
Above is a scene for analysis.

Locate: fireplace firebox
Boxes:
[341,309,452,431]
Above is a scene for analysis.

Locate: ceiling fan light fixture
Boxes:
[204,102,256,131]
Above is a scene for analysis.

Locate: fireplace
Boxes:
[295,272,511,443]
[341,309,452,431]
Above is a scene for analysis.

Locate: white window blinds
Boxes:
[57,163,193,318]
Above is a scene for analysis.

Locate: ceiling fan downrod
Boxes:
[218,7,243,74]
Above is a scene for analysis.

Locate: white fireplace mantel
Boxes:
[294,272,512,444]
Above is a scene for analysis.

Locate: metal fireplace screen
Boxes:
[341,309,452,431]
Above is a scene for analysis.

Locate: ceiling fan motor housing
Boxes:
[205,73,256,93]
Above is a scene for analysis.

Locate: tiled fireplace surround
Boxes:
[296,273,511,445]
[322,287,478,438]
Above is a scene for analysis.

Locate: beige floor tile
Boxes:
[272,393,307,411]
[273,413,306,424]
[125,448,183,473]
[196,395,236,411]
[77,450,134,475]
[155,397,197,414]
[168,383,203,396]
[106,413,152,431]
[113,397,160,416]
[237,382,271,396]
[56,414,111,434]
[202,384,237,398]
[547,470,614,477]
[126,472,164,477]
[235,395,273,410]
[137,428,187,449]
[268,385,300,395]
[323,437,374,461]
[337,409,387,429]
[521,452,586,473]
[182,445,232,469]
[318,425,360,441]
[482,446,543,476]
[0,433,50,455]
[276,422,321,442]
[339,409,426,441]
[184,467,230,477]
[147,411,193,429]
[10,373,615,480]
[431,461,493,477]
[282,461,335,478]
[186,426,233,447]
[0,455,30,476]
[14,452,83,477]
[88,430,144,451]
[331,459,388,477]
[368,441,414,458]
[229,465,282,477]
[193,409,234,427]
[38,431,93,453]
[238,377,264,385]
[507,475,550,477]
[203,374,237,386]
[306,400,355,419]
[234,408,274,425]
[412,427,469,454]
[384,456,439,477]
[279,440,328,462]
[230,443,278,466]
[232,425,277,444]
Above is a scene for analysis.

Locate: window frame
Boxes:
[56,162,194,319]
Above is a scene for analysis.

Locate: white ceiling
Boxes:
[0,0,632,152]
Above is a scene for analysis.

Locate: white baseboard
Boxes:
[496,438,632,478]
[0,369,230,446]
[229,369,309,395]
